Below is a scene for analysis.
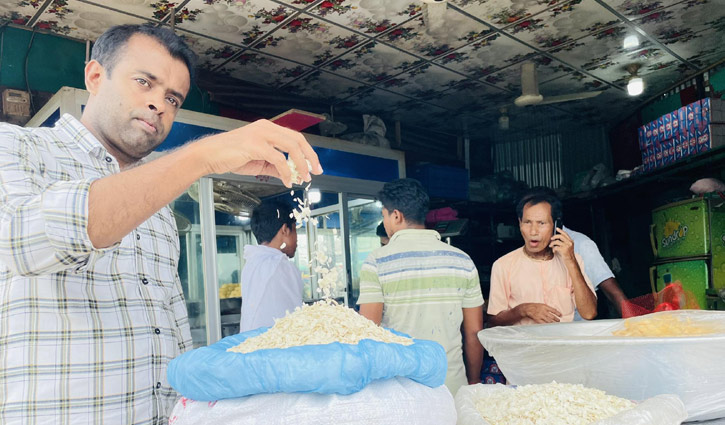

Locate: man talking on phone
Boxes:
[486,190,597,327]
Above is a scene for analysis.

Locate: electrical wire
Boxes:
[24,26,37,116]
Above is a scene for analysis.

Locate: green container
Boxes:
[651,259,709,310]
[711,201,725,290]
[650,198,710,259]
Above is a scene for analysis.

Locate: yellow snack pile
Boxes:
[219,283,241,299]
[613,313,724,337]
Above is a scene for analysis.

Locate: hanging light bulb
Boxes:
[498,107,510,130]
[308,188,322,204]
[627,77,644,96]
[623,34,639,50]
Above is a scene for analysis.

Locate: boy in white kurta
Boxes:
[240,200,303,332]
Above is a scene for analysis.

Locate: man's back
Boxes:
[358,229,483,394]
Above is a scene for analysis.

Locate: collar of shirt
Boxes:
[56,113,114,163]
[389,228,441,243]
[244,244,286,260]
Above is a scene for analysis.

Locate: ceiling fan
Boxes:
[514,62,603,107]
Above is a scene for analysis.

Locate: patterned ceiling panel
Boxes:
[381,63,467,99]
[218,50,314,86]
[381,11,493,58]
[174,0,285,46]
[251,13,362,65]
[4,0,725,137]
[33,1,149,39]
[285,70,368,100]
[434,33,536,78]
[502,0,621,50]
[179,30,243,71]
[304,0,422,32]
[448,0,568,29]
[320,40,419,83]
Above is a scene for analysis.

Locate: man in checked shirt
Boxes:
[0,24,321,424]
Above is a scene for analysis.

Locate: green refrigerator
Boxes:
[650,197,725,309]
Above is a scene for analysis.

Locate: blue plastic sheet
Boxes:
[168,327,447,401]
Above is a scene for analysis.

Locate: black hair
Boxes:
[376,222,387,238]
[91,24,197,81]
[251,199,295,244]
[377,178,429,225]
[516,187,563,221]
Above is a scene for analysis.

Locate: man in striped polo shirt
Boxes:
[358,178,484,396]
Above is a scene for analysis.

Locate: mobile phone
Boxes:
[553,218,562,236]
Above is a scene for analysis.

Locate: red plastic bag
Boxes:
[621,282,701,318]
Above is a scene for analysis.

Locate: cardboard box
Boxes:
[695,100,704,131]
[654,141,664,168]
[651,120,660,142]
[671,110,681,139]
[687,128,698,156]
[645,122,653,146]
[661,139,673,165]
[664,113,673,140]
[678,131,690,159]
[686,102,697,129]
[657,116,666,142]
[647,146,656,170]
[674,137,683,161]
[697,126,710,153]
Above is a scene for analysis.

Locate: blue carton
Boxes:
[671,110,681,138]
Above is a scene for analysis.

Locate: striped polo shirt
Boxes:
[357,229,483,395]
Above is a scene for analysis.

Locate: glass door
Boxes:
[346,197,383,308]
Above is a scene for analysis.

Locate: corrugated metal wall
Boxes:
[492,126,612,189]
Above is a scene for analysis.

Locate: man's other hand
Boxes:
[518,303,562,323]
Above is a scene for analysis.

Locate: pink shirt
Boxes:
[487,247,595,325]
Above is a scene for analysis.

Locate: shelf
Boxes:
[565,146,725,203]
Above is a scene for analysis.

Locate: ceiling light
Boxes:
[623,35,639,50]
[627,77,644,96]
[308,188,322,204]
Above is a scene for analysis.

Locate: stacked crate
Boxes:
[638,98,725,172]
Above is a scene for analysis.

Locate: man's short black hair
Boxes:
[91,24,197,81]
[251,199,295,244]
[376,222,387,238]
[377,178,429,225]
[516,187,563,221]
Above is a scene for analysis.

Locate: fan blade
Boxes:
[537,91,603,105]
[520,62,541,97]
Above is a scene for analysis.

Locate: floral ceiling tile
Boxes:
[219,50,313,87]
[448,0,566,29]
[337,87,412,113]
[551,24,644,71]
[34,0,150,39]
[253,13,362,65]
[655,18,725,64]
[381,63,466,99]
[633,0,724,46]
[485,65,523,91]
[426,80,510,110]
[0,0,42,26]
[307,0,422,34]
[539,70,612,97]
[591,47,682,87]
[174,0,285,46]
[85,0,189,22]
[529,55,574,83]
[382,10,493,58]
[285,70,368,101]
[177,30,241,71]
[505,0,621,50]
[435,34,536,78]
[602,0,673,21]
[321,40,418,84]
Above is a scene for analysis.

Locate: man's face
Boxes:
[89,34,190,164]
[519,201,554,254]
[282,224,298,259]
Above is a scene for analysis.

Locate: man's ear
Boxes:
[392,209,404,224]
[85,60,105,95]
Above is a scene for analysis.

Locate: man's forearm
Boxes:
[463,334,483,384]
[599,278,627,317]
[486,306,523,328]
[566,260,597,319]
[88,142,207,248]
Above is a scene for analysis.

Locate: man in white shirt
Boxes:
[240,200,304,332]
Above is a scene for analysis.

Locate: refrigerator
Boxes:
[650,197,725,310]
